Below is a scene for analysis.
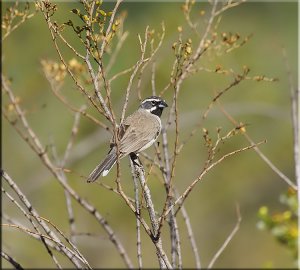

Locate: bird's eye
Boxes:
[151,101,156,105]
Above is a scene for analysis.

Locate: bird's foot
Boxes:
[130,153,144,176]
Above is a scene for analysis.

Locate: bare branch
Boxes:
[179,203,201,269]
[106,31,129,74]
[282,46,299,268]
[2,187,62,269]
[1,250,24,270]
[62,109,83,166]
[2,79,133,268]
[120,26,149,123]
[130,160,143,269]
[2,1,36,41]
[218,102,298,191]
[162,140,266,219]
[99,0,123,57]
[207,204,242,269]
[1,171,83,268]
[131,157,172,269]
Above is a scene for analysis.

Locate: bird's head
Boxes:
[139,96,168,117]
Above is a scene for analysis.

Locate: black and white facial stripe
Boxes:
[139,96,168,117]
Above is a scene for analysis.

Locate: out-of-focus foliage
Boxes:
[258,188,298,260]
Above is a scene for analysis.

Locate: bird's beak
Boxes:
[159,100,168,108]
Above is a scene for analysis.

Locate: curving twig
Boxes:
[207,203,242,269]
[162,140,266,220]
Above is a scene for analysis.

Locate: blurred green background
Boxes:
[2,1,298,268]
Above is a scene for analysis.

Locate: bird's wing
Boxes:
[109,122,129,148]
[120,111,160,154]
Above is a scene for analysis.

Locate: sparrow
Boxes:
[87,96,168,182]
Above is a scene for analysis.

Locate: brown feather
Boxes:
[119,109,161,154]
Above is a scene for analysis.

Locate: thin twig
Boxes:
[99,0,123,57]
[106,31,129,74]
[136,22,165,100]
[176,67,250,158]
[2,1,36,41]
[162,140,266,219]
[282,46,299,268]
[39,216,91,268]
[120,26,149,123]
[207,203,242,269]
[2,79,133,268]
[1,171,84,268]
[214,0,246,17]
[133,161,172,269]
[2,187,62,269]
[179,202,201,269]
[1,250,24,270]
[2,222,89,269]
[55,30,85,60]
[43,71,109,130]
[218,102,297,191]
[130,160,143,269]
[40,10,106,119]
[85,47,114,122]
[62,108,83,166]
[2,214,62,253]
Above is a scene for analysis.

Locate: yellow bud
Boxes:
[240,126,246,133]
[199,10,205,16]
[186,46,192,54]
[8,104,14,111]
[69,58,78,68]
[83,15,89,21]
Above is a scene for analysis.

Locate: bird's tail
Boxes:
[87,150,117,182]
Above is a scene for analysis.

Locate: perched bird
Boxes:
[87,96,168,182]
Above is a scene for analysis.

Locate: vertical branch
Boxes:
[151,61,157,96]
[130,160,143,269]
[106,31,129,74]
[60,108,83,243]
[84,43,114,123]
[131,156,171,269]
[282,47,299,267]
[162,128,171,181]
[138,167,165,268]
[160,124,182,268]
[170,209,182,269]
[157,65,182,251]
[120,26,149,123]
[99,0,123,57]
[61,108,84,165]
[162,143,182,269]
[155,0,219,254]
[179,203,201,269]
[136,22,165,101]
